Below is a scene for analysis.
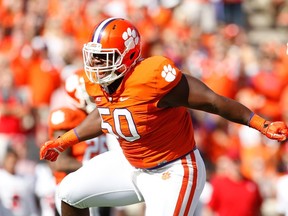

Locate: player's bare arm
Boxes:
[158,73,252,124]
[73,107,103,141]
[158,73,288,141]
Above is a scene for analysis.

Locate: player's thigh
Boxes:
[135,149,206,216]
[57,151,142,208]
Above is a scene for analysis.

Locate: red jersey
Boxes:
[208,175,262,216]
[85,56,196,168]
[0,91,24,134]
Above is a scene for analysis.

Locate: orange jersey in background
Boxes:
[85,56,196,169]
[53,137,107,184]
[48,108,108,184]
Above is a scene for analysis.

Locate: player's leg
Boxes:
[62,201,89,216]
[135,149,206,216]
[97,206,111,216]
[57,150,144,216]
[55,190,101,216]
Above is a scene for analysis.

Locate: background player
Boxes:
[49,70,110,216]
[48,107,108,216]
[40,17,288,216]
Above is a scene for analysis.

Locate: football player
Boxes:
[40,17,288,216]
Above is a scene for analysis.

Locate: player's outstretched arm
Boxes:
[40,108,103,161]
[158,73,288,142]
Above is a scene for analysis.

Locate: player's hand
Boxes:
[249,114,288,142]
[261,121,288,142]
[39,129,80,161]
[40,139,66,161]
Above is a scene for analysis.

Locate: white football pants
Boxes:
[57,149,206,216]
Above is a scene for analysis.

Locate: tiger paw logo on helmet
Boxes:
[161,64,177,82]
[122,27,139,50]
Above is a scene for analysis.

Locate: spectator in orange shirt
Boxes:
[26,36,61,147]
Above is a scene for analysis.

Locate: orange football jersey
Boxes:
[85,56,196,168]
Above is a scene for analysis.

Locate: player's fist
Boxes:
[249,114,288,142]
[40,140,65,161]
[39,129,80,161]
[262,121,288,142]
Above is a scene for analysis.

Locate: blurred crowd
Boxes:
[0,0,288,216]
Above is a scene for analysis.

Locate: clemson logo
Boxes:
[122,28,139,50]
[161,64,177,82]
[162,171,171,180]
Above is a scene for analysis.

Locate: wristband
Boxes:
[248,114,266,132]
[73,128,81,140]
[59,129,80,149]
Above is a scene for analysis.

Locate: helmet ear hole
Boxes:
[130,52,135,60]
